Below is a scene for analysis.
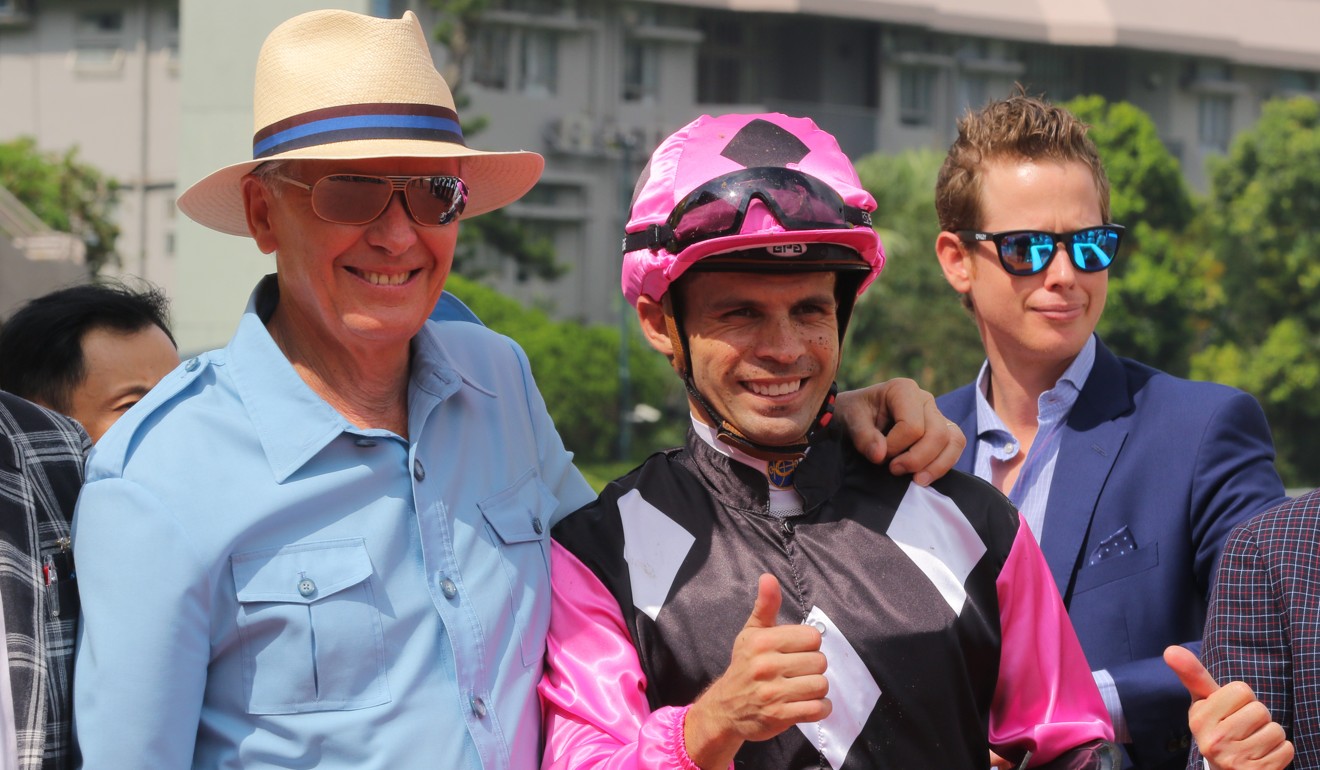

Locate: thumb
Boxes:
[1164,645,1220,701]
[744,573,782,629]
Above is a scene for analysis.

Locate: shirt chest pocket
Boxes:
[231,539,389,714]
[477,470,554,668]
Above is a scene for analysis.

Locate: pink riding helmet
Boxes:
[621,112,885,308]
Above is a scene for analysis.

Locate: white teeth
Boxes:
[359,270,410,286]
[748,380,802,397]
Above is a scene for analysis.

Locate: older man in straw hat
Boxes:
[69,9,960,769]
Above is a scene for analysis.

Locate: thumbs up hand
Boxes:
[1164,645,1294,770]
[683,574,831,769]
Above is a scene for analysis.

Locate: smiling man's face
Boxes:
[678,270,840,447]
[250,157,462,359]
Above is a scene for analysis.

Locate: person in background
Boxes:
[1162,491,1320,769]
[541,111,1118,769]
[932,91,1287,769]
[0,283,179,443]
[68,11,960,769]
[0,391,88,770]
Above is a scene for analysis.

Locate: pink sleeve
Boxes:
[989,518,1115,765]
[539,541,707,770]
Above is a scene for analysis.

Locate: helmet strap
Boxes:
[664,287,837,465]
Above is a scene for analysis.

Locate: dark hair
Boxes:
[0,282,175,411]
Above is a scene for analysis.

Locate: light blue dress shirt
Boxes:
[72,277,595,769]
[972,335,1095,540]
[970,335,1128,740]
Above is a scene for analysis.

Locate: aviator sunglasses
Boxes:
[273,173,469,227]
[623,166,872,254]
[956,225,1125,276]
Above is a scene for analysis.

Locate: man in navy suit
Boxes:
[931,92,1287,769]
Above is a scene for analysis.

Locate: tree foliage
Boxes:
[443,274,682,465]
[0,136,120,275]
[1064,96,1210,375]
[426,0,564,282]
[840,149,983,396]
[1191,97,1320,482]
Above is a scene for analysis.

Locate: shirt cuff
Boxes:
[1092,669,1130,743]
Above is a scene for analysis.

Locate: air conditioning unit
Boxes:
[546,113,596,155]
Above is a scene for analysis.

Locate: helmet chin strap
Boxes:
[662,299,837,465]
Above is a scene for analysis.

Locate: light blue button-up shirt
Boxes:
[72,277,595,769]
[970,335,1128,739]
[972,335,1096,540]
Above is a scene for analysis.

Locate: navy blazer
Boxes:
[937,337,1286,770]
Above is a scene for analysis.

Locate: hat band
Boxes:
[253,103,465,159]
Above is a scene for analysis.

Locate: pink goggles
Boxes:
[623,166,872,255]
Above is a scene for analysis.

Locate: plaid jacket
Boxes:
[0,392,87,770]
[1194,489,1320,769]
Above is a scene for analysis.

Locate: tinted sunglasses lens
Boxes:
[765,174,844,223]
[1070,227,1119,271]
[998,231,1058,275]
[311,175,393,225]
[404,177,467,226]
[670,191,742,248]
[669,170,848,249]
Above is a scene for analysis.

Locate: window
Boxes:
[518,182,585,209]
[1277,71,1317,95]
[519,29,557,96]
[622,39,659,102]
[472,26,511,89]
[165,8,180,73]
[471,25,557,96]
[697,14,758,104]
[898,66,935,126]
[1198,93,1233,153]
[496,0,563,14]
[73,9,125,73]
[1019,45,1078,101]
[957,73,988,113]
[77,9,123,34]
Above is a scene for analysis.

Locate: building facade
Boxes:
[3,0,1320,348]
[0,0,179,293]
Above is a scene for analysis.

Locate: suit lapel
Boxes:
[938,385,978,475]
[1039,339,1130,603]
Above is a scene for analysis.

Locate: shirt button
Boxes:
[184,357,200,372]
[355,438,377,448]
[298,578,316,597]
[441,577,458,600]
[532,517,543,535]
[470,696,487,718]
[413,459,426,481]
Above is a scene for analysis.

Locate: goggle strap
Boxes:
[622,223,672,253]
[664,298,837,465]
[621,205,870,254]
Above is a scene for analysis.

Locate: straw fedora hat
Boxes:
[177,9,544,237]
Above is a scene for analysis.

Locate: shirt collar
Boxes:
[973,334,1097,445]
[227,276,491,482]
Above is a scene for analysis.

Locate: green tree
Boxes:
[443,274,682,465]
[841,149,984,395]
[0,137,120,275]
[426,0,564,282]
[1064,95,1210,375]
[1192,97,1320,483]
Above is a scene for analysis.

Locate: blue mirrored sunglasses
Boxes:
[956,225,1124,276]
